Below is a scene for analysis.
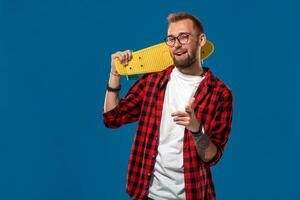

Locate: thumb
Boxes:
[185,97,195,113]
[188,97,196,109]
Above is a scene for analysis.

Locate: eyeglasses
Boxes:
[164,32,192,47]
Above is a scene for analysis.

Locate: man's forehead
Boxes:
[167,19,194,35]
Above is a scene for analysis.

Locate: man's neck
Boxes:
[176,61,204,76]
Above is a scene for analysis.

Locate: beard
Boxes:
[172,41,199,69]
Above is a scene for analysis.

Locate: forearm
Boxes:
[103,73,121,112]
[192,130,217,162]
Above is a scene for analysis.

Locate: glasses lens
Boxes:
[165,37,176,46]
[178,34,189,44]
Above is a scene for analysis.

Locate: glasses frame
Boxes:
[164,32,192,47]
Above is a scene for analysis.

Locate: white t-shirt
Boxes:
[148,67,205,200]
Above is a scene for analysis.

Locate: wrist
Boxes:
[110,70,120,77]
[109,72,121,84]
[191,123,204,136]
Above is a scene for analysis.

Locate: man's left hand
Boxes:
[171,97,201,132]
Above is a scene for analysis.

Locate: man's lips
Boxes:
[174,50,187,56]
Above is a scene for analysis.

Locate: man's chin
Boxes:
[174,58,196,69]
[174,62,191,69]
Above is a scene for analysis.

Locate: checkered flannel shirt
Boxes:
[103,65,233,200]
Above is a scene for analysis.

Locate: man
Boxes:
[103,12,233,200]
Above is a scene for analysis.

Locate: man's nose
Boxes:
[174,38,182,48]
[173,38,183,49]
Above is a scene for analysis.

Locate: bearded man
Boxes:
[103,12,233,200]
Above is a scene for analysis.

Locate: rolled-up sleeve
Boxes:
[207,89,233,166]
[102,74,148,128]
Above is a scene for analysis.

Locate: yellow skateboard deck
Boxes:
[114,40,214,76]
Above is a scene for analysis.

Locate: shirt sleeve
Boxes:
[102,74,148,128]
[206,88,234,166]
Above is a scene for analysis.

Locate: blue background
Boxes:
[1,0,300,199]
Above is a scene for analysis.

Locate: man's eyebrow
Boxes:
[167,32,190,37]
[167,34,175,37]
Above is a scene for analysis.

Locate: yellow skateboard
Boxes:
[114,40,214,76]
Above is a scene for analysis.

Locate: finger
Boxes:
[122,52,129,65]
[123,53,128,65]
[185,105,193,114]
[112,50,133,66]
[123,52,129,65]
[114,53,122,63]
[111,52,123,70]
[173,116,190,122]
[171,111,188,117]
[125,50,132,61]
[111,51,122,60]
[111,51,120,58]
[174,121,189,126]
[119,52,125,64]
[124,51,132,66]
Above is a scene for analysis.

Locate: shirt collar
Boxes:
[158,65,217,89]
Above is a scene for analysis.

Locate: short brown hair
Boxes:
[167,12,204,34]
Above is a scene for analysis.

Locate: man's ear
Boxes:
[199,33,207,47]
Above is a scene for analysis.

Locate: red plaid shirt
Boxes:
[103,65,233,200]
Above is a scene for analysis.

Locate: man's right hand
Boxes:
[104,50,133,113]
[110,50,133,75]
